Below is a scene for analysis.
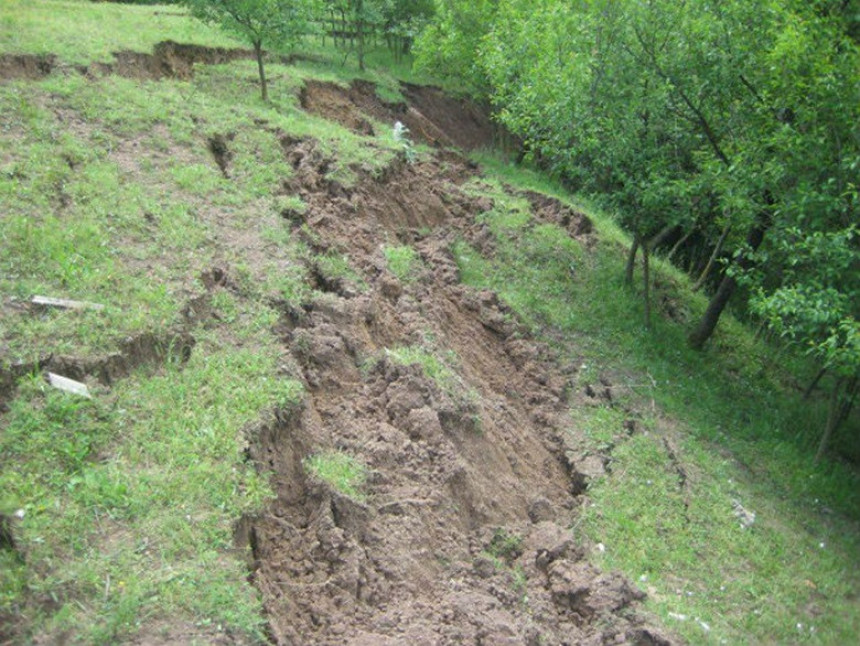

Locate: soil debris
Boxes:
[299,79,496,151]
[208,133,235,178]
[243,143,672,643]
[0,53,55,81]
[86,41,255,81]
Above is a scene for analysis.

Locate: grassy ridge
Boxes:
[0,0,236,64]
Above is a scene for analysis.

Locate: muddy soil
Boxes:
[300,79,496,152]
[245,122,671,643]
[0,54,56,80]
[0,41,255,82]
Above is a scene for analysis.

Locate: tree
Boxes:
[181,0,317,100]
[425,0,858,356]
[413,0,499,96]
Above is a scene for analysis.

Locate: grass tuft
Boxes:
[304,452,368,501]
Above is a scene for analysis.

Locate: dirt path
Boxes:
[244,133,671,644]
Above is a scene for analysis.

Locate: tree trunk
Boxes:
[357,20,365,70]
[804,367,828,399]
[642,242,652,328]
[692,221,731,292]
[253,41,268,101]
[688,213,769,349]
[355,0,365,71]
[625,236,640,286]
[815,378,843,463]
[668,226,695,260]
[649,223,678,251]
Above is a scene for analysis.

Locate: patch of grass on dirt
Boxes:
[385,344,481,428]
[305,452,368,501]
[311,251,366,292]
[386,345,457,391]
[453,176,860,644]
[383,244,423,283]
[486,528,524,563]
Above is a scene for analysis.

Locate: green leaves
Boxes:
[183,0,317,47]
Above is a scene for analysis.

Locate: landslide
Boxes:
[0,46,672,642]
[243,88,672,644]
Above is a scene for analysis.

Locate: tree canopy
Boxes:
[417,0,859,455]
[181,0,319,99]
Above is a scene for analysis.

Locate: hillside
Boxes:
[1,2,858,645]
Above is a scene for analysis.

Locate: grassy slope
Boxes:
[0,1,857,644]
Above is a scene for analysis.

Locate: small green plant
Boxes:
[392,121,416,163]
[304,452,368,501]
[487,528,523,563]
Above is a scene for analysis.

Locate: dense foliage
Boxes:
[415,0,859,455]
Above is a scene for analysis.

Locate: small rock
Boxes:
[527,497,554,523]
[473,555,496,579]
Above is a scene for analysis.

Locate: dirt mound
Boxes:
[89,41,255,80]
[0,53,55,80]
[402,83,496,152]
[299,79,495,152]
[520,190,595,241]
[244,143,672,644]
[300,81,377,135]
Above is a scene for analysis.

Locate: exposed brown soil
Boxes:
[300,79,496,151]
[0,41,255,82]
[91,41,256,81]
[241,136,670,644]
[0,54,56,81]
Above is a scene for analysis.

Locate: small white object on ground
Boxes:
[731,499,756,529]
[48,373,92,399]
[32,295,104,311]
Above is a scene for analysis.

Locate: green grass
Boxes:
[0,0,238,64]
[304,452,368,501]
[1,307,304,643]
[383,244,424,283]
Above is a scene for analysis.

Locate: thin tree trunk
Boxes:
[668,226,695,260]
[804,367,828,399]
[689,213,769,349]
[649,223,678,251]
[357,20,365,70]
[693,221,731,292]
[355,0,365,71]
[642,242,651,328]
[625,236,640,286]
[253,41,267,101]
[815,378,843,463]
